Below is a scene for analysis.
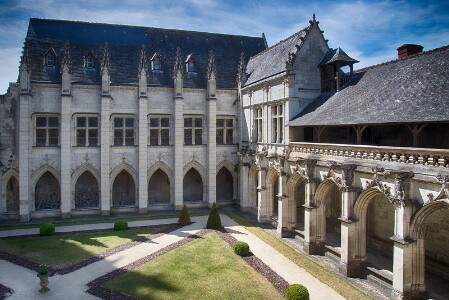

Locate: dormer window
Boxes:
[85,51,95,68]
[185,54,196,73]
[151,53,162,71]
[44,49,56,67]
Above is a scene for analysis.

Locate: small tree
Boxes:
[178,205,191,225]
[206,202,222,229]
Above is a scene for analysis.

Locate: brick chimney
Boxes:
[397,44,423,59]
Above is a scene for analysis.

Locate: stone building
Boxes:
[1,15,449,300]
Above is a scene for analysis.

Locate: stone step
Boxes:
[324,249,340,264]
[366,266,393,291]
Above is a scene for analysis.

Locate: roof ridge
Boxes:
[355,44,449,73]
[247,23,312,61]
[28,18,263,40]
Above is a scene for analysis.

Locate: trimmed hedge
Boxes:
[233,241,250,256]
[206,202,222,229]
[285,284,309,300]
[113,220,128,231]
[39,223,55,236]
[178,205,191,225]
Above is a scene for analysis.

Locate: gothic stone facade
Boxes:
[1,16,449,300]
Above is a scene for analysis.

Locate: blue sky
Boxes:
[1,0,448,93]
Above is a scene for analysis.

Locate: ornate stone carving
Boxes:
[296,158,316,183]
[327,161,356,192]
[384,171,414,207]
[173,47,183,78]
[61,41,72,74]
[2,155,17,174]
[100,43,110,75]
[427,174,449,203]
[237,52,247,85]
[207,50,216,80]
[138,45,148,76]
[286,52,296,74]
[270,157,284,175]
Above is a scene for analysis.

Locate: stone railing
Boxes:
[289,142,449,168]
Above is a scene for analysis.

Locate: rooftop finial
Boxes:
[62,41,72,74]
[174,47,183,75]
[138,45,148,75]
[237,52,247,85]
[313,13,316,22]
[101,42,110,75]
[207,50,216,79]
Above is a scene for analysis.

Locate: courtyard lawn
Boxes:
[0,226,169,268]
[103,232,283,300]
[226,212,373,300]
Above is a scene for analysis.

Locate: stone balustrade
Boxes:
[289,142,449,168]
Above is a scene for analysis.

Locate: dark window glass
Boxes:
[114,118,123,128]
[36,129,46,146]
[195,118,202,127]
[48,129,59,146]
[226,129,233,144]
[125,129,134,146]
[48,117,58,127]
[114,129,123,146]
[36,117,46,127]
[77,129,86,146]
[226,119,233,127]
[77,117,86,127]
[184,129,192,145]
[216,129,224,144]
[195,129,202,145]
[153,59,161,70]
[216,119,224,127]
[161,118,169,127]
[184,118,192,127]
[150,118,159,127]
[150,129,158,145]
[88,129,98,146]
[161,129,169,145]
[88,117,98,127]
[125,118,134,127]
[47,54,54,66]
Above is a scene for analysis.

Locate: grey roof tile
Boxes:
[290,46,449,126]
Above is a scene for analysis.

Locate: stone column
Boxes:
[173,48,184,210]
[303,180,322,254]
[137,47,148,214]
[100,44,111,216]
[60,43,72,219]
[277,173,293,237]
[18,48,31,222]
[257,165,269,223]
[206,50,217,207]
[238,156,250,210]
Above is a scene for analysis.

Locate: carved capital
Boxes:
[296,158,317,183]
[384,171,414,207]
[327,162,356,191]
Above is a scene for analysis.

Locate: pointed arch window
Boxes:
[185,54,196,73]
[44,48,56,67]
[85,51,95,68]
[151,53,162,71]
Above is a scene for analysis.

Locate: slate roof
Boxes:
[289,45,449,126]
[244,24,312,86]
[317,47,359,67]
[23,18,266,89]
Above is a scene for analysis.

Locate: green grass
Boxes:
[0,226,168,268]
[103,232,283,300]
[226,211,374,300]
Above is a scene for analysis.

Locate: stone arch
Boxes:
[287,171,307,231]
[315,178,342,249]
[110,164,137,207]
[249,163,259,213]
[71,164,100,209]
[353,187,395,272]
[2,169,19,213]
[216,160,237,201]
[31,164,61,211]
[409,200,449,297]
[183,167,204,202]
[35,172,61,210]
[148,169,171,204]
[265,167,280,219]
[183,161,206,202]
[147,162,173,204]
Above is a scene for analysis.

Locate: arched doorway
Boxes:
[75,171,99,208]
[216,167,233,201]
[148,169,170,203]
[112,170,136,206]
[183,168,203,202]
[35,171,60,210]
[366,193,394,272]
[411,202,449,300]
[6,177,19,212]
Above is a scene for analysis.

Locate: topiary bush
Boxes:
[114,220,128,231]
[206,202,222,229]
[233,241,250,256]
[39,223,55,236]
[285,284,309,300]
[178,205,191,225]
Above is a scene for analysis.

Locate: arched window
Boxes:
[185,53,196,73]
[44,48,56,67]
[85,51,95,68]
[35,171,60,210]
[75,171,100,208]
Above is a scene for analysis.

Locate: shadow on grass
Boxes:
[105,272,180,297]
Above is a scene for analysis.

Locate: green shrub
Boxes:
[233,241,250,256]
[178,205,191,225]
[39,223,55,236]
[206,202,222,229]
[37,265,48,276]
[114,220,128,231]
[285,284,309,300]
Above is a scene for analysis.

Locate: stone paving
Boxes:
[0,215,344,300]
